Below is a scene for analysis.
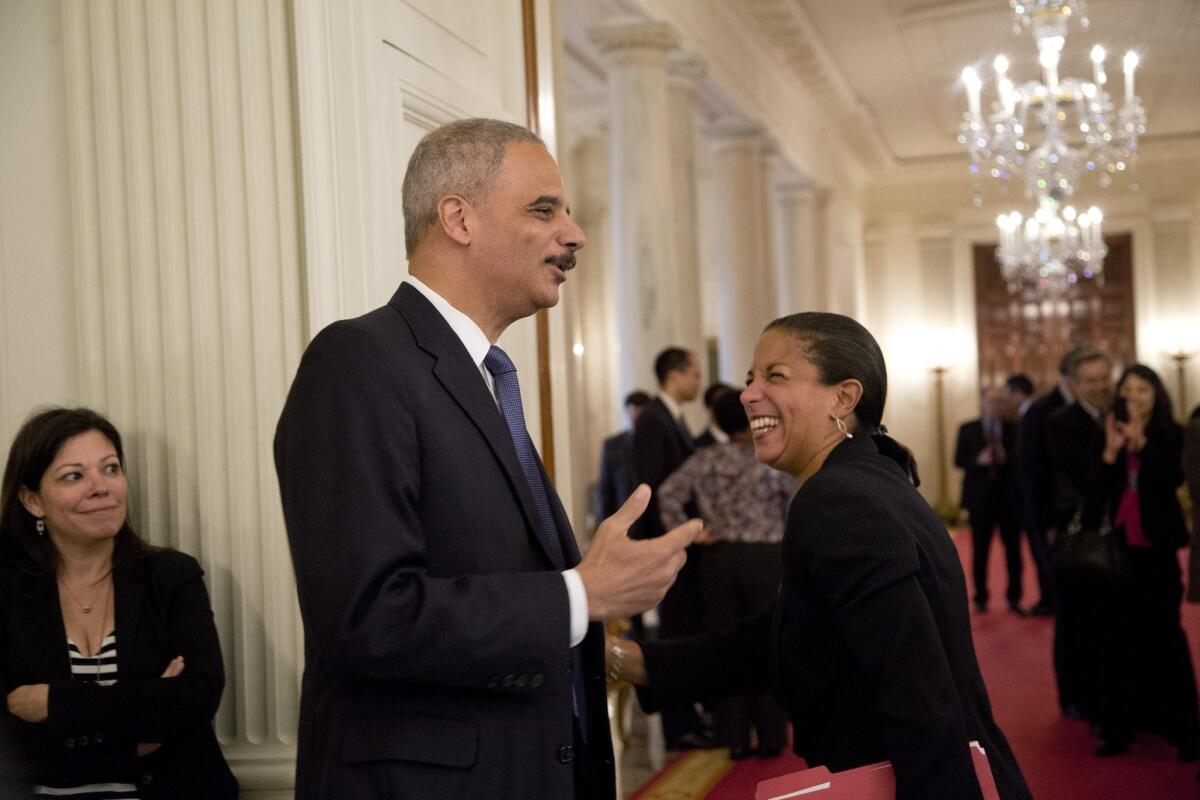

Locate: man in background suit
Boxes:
[596,390,651,523]
[630,346,708,748]
[274,119,700,800]
[955,387,1023,613]
[694,383,735,449]
[1015,350,1086,617]
[1046,346,1114,719]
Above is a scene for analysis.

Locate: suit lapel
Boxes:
[392,284,560,568]
[114,558,145,678]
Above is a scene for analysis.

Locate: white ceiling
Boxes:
[795,0,1200,162]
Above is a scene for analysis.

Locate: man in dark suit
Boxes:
[693,383,735,449]
[274,119,700,800]
[596,390,651,522]
[630,346,707,748]
[955,387,1023,613]
[1015,350,1086,616]
[1046,346,1114,719]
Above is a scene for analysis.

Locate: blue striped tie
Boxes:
[484,345,586,733]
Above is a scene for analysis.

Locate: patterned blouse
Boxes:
[32,632,140,799]
[658,441,796,544]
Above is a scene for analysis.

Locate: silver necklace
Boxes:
[59,574,109,614]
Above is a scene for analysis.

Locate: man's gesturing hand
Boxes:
[576,484,703,620]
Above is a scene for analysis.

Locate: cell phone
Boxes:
[1113,396,1130,423]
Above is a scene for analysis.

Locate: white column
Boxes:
[707,119,776,383]
[60,2,303,794]
[772,182,825,317]
[589,17,680,398]
[666,52,707,406]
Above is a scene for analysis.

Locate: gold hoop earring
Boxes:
[834,416,853,439]
[35,518,46,536]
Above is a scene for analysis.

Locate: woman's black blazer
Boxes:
[1102,421,1189,549]
[643,435,1031,800]
[0,549,237,798]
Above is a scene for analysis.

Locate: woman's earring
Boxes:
[834,416,853,439]
[35,518,46,536]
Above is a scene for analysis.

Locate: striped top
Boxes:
[32,632,140,799]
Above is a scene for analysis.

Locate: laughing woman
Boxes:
[0,408,236,799]
[611,313,1030,800]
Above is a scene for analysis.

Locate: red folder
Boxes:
[755,741,1000,800]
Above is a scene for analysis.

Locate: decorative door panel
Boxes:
[973,234,1136,393]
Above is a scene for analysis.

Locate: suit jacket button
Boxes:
[515,674,529,688]
[94,732,104,744]
[557,745,574,764]
[79,735,89,747]
[486,675,500,688]
[530,674,545,688]
[502,674,515,688]
[64,737,75,749]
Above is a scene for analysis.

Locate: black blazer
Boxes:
[596,430,634,522]
[1015,388,1068,530]
[953,418,1016,513]
[1101,421,1189,550]
[274,283,614,800]
[630,398,693,540]
[1046,401,1107,530]
[641,436,1031,800]
[0,550,236,799]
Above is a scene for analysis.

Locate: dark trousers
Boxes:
[1022,502,1055,609]
[699,542,788,752]
[969,503,1023,608]
[1053,566,1107,715]
[1094,547,1200,746]
[656,548,708,742]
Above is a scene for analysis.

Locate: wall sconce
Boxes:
[1168,349,1193,420]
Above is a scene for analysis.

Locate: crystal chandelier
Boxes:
[995,197,1107,291]
[957,0,1144,290]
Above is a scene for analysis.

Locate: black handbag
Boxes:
[1053,509,1127,584]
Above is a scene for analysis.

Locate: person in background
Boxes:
[0,407,237,799]
[612,313,1031,800]
[1003,374,1035,421]
[1046,347,1114,721]
[657,391,795,759]
[629,346,710,750]
[596,391,651,523]
[1016,348,1089,620]
[955,387,1023,614]
[694,383,736,449]
[1184,404,1200,607]
[1090,365,1198,760]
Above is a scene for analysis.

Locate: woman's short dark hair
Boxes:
[764,312,919,485]
[765,312,887,434]
[0,407,150,573]
[1116,364,1175,436]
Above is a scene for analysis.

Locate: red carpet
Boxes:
[635,531,1200,798]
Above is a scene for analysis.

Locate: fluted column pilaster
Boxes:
[60,1,303,793]
[589,17,681,397]
[707,120,776,382]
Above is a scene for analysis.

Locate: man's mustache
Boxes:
[547,252,576,271]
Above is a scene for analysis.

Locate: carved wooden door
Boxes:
[973,233,1136,393]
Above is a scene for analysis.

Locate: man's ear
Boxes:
[437,195,472,246]
[18,486,45,519]
[832,379,863,419]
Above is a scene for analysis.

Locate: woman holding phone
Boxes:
[1092,365,1199,759]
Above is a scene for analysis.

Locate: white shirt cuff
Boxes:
[562,569,589,647]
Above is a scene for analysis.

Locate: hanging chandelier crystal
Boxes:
[995,197,1107,292]
[958,0,1144,290]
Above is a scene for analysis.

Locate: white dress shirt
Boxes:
[406,276,588,647]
